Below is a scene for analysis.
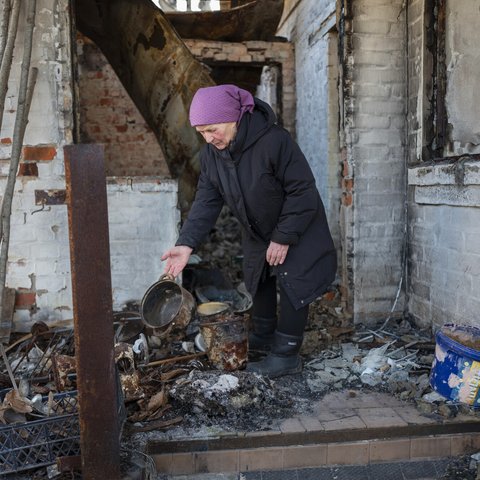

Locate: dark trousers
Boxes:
[251,268,309,337]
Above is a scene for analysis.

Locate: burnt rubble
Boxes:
[1,300,476,431]
[302,299,478,419]
[168,370,293,430]
[1,291,479,478]
[1,208,479,477]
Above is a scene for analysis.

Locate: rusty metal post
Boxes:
[64,145,121,479]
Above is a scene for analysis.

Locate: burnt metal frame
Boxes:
[64,144,121,479]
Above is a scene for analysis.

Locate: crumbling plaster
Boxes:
[406,0,480,329]
[444,1,480,155]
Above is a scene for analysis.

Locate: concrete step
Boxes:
[154,457,461,480]
[146,391,480,476]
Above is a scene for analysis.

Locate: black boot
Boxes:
[247,331,303,378]
[248,316,276,352]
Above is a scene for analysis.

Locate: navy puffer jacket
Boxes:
[177,99,337,309]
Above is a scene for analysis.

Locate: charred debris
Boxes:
[1,210,479,478]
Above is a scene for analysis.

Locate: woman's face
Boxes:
[195,122,237,150]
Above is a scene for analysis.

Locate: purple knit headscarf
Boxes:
[189,84,254,126]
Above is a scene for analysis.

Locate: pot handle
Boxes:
[151,320,175,339]
[159,273,175,282]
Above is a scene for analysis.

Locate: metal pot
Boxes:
[140,274,195,337]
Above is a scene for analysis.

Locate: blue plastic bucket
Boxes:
[430,324,480,407]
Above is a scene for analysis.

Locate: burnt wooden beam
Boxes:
[0,287,15,343]
[423,0,447,161]
[74,0,215,213]
[433,0,447,156]
[165,0,285,42]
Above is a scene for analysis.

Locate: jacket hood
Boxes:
[241,98,277,151]
[206,97,277,162]
[227,98,276,157]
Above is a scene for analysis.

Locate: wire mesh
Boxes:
[0,391,80,475]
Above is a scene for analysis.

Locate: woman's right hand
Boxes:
[161,245,193,277]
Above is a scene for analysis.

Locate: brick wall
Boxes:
[271,0,480,330]
[76,34,170,177]
[406,1,480,330]
[107,178,180,311]
[6,170,179,332]
[1,1,179,331]
[408,163,480,329]
[277,0,343,291]
[183,39,295,135]
[279,0,407,322]
[0,0,74,330]
[408,203,480,330]
[347,0,407,323]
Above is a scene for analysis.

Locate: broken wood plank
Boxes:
[0,287,15,343]
[0,342,18,392]
[130,416,183,432]
[143,352,206,368]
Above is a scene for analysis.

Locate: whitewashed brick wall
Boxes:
[278,0,407,322]
[107,178,179,311]
[277,0,342,277]
[1,0,179,332]
[347,0,407,323]
[0,0,73,330]
[408,164,480,330]
[406,1,480,330]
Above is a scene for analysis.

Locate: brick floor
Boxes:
[355,407,409,428]
[321,413,367,431]
[393,406,439,425]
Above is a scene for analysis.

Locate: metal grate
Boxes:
[0,391,80,475]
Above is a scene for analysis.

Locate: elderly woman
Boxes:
[162,84,337,378]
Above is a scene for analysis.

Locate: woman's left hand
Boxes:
[266,241,289,266]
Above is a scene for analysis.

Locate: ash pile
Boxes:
[168,370,293,431]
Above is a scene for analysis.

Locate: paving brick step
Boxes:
[148,391,480,476]
[149,429,480,476]
[155,458,458,480]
